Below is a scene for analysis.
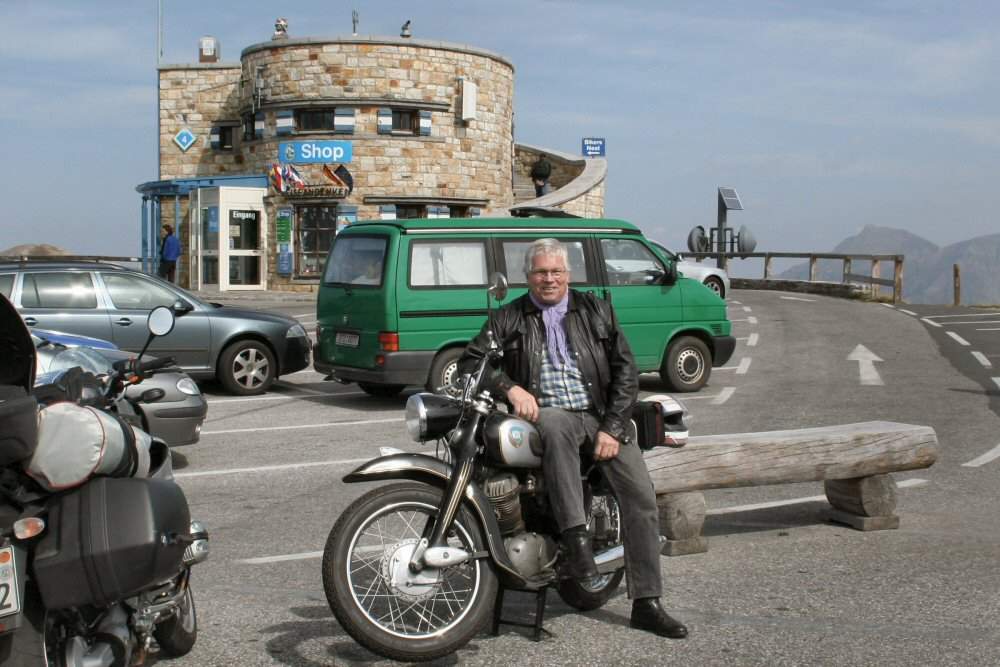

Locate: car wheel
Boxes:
[218,339,276,395]
[358,382,405,398]
[660,335,711,392]
[704,276,725,298]
[427,347,465,397]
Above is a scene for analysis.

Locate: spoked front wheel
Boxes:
[322,482,498,662]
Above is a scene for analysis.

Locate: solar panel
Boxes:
[718,187,743,210]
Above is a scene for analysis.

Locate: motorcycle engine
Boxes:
[484,472,524,535]
[504,531,558,579]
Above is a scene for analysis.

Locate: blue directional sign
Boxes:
[279,140,353,164]
[582,137,606,157]
[174,128,197,152]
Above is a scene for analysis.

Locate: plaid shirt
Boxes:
[537,343,593,411]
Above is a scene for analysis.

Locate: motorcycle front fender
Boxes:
[344,453,528,588]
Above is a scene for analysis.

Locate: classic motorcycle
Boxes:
[322,275,687,661]
[0,302,210,666]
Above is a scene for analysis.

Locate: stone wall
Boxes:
[560,180,606,218]
[513,145,583,191]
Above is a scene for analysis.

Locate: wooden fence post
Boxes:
[871,259,881,300]
[764,253,773,279]
[843,257,852,284]
[893,256,904,304]
[809,256,818,282]
[954,264,961,306]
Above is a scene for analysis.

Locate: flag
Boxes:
[335,164,354,194]
[283,164,306,190]
[322,163,346,187]
[269,163,284,193]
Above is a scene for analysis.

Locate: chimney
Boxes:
[199,36,219,63]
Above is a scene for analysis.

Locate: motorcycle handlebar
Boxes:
[137,355,175,374]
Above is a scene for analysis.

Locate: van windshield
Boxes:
[323,236,388,286]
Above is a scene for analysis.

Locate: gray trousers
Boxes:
[534,407,663,599]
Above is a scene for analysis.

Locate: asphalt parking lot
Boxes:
[161,291,1000,666]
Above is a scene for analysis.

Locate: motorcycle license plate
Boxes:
[0,546,20,618]
[335,332,359,347]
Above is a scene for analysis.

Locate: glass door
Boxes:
[226,208,264,289]
[200,205,220,289]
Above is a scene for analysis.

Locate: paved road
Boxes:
[159,290,1000,666]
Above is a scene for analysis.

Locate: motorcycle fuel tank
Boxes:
[483,413,542,467]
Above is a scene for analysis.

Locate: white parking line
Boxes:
[950,320,1000,326]
[961,444,1000,468]
[743,306,752,313]
[946,331,971,346]
[663,388,732,402]
[201,417,404,436]
[898,309,917,316]
[205,391,366,404]
[745,333,759,347]
[781,296,815,303]
[921,318,943,328]
[175,456,375,479]
[971,351,992,368]
[978,327,1000,331]
[292,312,314,318]
[880,303,895,309]
[924,312,1000,319]
[730,300,742,305]
[711,387,735,405]
[240,551,324,565]
[748,316,758,325]
[736,358,752,374]
[993,378,1000,390]
[705,478,928,515]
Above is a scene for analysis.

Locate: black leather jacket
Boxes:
[459,290,639,443]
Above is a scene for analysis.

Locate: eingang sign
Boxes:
[279,141,353,164]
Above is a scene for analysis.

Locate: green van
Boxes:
[314,217,735,397]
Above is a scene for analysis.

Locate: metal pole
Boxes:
[953,264,961,306]
[141,197,149,273]
[716,192,727,271]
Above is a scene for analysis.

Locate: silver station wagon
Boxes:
[0,261,311,395]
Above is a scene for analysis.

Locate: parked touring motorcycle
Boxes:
[322,275,687,662]
[0,299,210,666]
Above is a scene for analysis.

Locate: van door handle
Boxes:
[23,317,36,326]
[115,317,133,326]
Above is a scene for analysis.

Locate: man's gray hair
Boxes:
[523,238,568,277]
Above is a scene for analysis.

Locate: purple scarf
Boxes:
[529,292,571,368]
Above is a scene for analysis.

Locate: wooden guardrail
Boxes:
[646,421,938,555]
[684,251,905,303]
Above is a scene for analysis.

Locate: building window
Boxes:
[242,113,255,141]
[296,205,339,278]
[392,109,417,134]
[395,204,425,219]
[295,108,336,132]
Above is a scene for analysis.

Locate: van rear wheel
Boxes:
[427,347,465,397]
[358,382,405,398]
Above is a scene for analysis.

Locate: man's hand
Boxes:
[507,385,539,422]
[594,431,621,461]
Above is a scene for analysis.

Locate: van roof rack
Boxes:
[509,206,581,219]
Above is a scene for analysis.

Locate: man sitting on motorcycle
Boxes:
[460,238,688,639]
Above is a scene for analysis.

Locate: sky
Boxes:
[2,1,998,269]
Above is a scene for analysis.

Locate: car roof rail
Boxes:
[508,206,581,219]
[0,256,135,270]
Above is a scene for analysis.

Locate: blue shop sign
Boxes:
[279,141,353,164]
[582,137,606,157]
[278,251,293,275]
[207,206,219,233]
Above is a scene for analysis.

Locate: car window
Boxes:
[501,239,591,286]
[600,239,665,286]
[409,240,487,287]
[323,236,388,287]
[20,272,98,309]
[101,272,179,310]
[0,274,13,299]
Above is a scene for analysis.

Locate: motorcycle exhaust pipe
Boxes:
[594,536,667,574]
[183,520,210,566]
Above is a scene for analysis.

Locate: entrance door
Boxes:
[200,204,220,290]
[226,208,264,289]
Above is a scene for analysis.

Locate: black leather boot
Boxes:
[630,598,688,639]
[559,527,599,580]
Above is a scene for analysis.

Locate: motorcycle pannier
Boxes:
[26,402,151,491]
[33,477,190,609]
[0,386,38,466]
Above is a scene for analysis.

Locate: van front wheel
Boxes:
[428,347,465,397]
[660,336,711,392]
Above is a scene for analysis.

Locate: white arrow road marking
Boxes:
[848,344,884,386]
[971,351,992,368]
[946,331,971,346]
[962,444,1000,468]
[781,296,815,302]
[921,318,943,328]
[706,478,929,515]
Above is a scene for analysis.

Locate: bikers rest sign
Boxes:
[279,141,353,164]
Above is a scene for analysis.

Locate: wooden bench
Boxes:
[645,421,938,555]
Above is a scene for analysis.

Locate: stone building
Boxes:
[136,27,606,292]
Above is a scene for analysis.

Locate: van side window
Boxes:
[600,239,665,286]
[0,274,13,299]
[410,241,487,287]
[501,239,590,286]
[20,272,98,309]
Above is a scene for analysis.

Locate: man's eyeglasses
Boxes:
[529,269,567,279]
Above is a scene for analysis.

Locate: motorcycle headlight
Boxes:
[286,324,308,338]
[176,377,201,395]
[405,393,461,442]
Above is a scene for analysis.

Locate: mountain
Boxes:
[778,225,1000,304]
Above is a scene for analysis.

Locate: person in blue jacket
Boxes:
[159,224,181,283]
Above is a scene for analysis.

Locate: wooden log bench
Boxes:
[644,421,938,556]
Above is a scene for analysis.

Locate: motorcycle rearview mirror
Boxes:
[487,272,508,303]
[137,306,176,362]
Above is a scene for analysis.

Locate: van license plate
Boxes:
[0,546,20,618]
[335,332,360,347]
